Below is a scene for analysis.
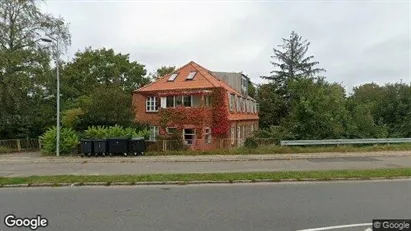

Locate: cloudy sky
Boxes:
[40,0,410,92]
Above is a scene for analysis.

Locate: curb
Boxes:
[1,176,410,188]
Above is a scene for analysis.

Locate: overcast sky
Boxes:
[40,0,410,92]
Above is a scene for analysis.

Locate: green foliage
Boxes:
[149,65,176,80]
[244,137,258,149]
[61,47,149,97]
[247,79,256,98]
[0,146,14,154]
[255,126,291,144]
[83,125,150,139]
[83,125,108,139]
[40,127,79,155]
[282,78,351,139]
[0,0,71,139]
[262,31,326,82]
[62,108,84,129]
[78,85,134,130]
[257,83,288,128]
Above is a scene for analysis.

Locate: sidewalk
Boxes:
[0,150,410,163]
[1,151,411,177]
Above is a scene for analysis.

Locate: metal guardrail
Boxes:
[280,138,411,146]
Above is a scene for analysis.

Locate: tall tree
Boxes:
[61,47,149,106]
[261,31,325,87]
[149,65,176,80]
[376,83,411,137]
[0,0,71,138]
[258,31,326,128]
[281,78,351,140]
[78,85,134,130]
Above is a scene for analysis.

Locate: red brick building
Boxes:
[132,61,259,150]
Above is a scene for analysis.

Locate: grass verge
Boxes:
[0,146,16,154]
[1,169,411,186]
[145,143,411,156]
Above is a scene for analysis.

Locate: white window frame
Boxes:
[242,98,246,112]
[236,95,240,112]
[146,96,158,112]
[251,124,254,132]
[205,127,212,144]
[204,95,210,106]
[183,128,196,145]
[230,127,235,145]
[149,126,159,141]
[166,127,177,134]
[228,93,233,112]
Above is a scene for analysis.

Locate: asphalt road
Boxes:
[1,180,410,231]
[1,156,411,176]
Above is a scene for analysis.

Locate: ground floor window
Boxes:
[183,129,196,145]
[230,127,235,145]
[149,126,159,141]
[205,127,212,144]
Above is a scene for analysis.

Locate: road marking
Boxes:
[297,223,372,231]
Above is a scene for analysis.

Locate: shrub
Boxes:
[61,108,84,129]
[244,137,258,149]
[83,125,108,139]
[40,127,80,155]
[83,125,150,139]
[0,146,15,154]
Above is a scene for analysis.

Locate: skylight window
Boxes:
[186,71,197,80]
[168,73,178,81]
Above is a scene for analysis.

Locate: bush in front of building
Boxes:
[40,126,80,155]
[244,137,258,149]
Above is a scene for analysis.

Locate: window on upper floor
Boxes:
[230,94,235,112]
[176,95,183,106]
[183,95,193,107]
[205,95,211,107]
[168,73,178,81]
[166,96,175,108]
[236,95,240,112]
[228,93,233,112]
[186,71,197,80]
[146,96,159,112]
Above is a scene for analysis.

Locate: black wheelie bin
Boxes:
[107,137,129,156]
[128,137,146,156]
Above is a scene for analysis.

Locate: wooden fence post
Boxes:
[16,139,21,152]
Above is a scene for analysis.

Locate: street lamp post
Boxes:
[41,37,60,157]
